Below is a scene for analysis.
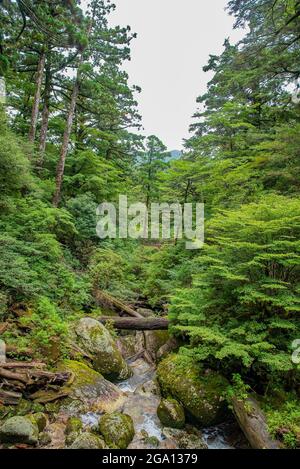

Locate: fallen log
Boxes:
[0,362,46,369]
[0,389,22,405]
[0,368,28,384]
[99,316,169,331]
[0,362,71,404]
[29,389,71,404]
[94,290,142,318]
[0,322,8,334]
[6,345,34,358]
[232,396,282,449]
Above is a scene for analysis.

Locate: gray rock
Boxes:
[99,412,135,449]
[0,416,39,445]
[57,360,125,414]
[157,398,185,429]
[38,431,52,446]
[163,426,208,449]
[75,318,131,380]
[69,432,106,449]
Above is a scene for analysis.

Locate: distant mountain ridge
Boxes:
[169,149,182,160]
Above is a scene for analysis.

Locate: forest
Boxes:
[0,0,300,452]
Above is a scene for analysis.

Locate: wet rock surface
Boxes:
[69,432,106,449]
[57,359,125,414]
[2,331,248,450]
[0,416,39,445]
[157,354,229,426]
[99,412,135,449]
[157,398,185,429]
[75,318,132,380]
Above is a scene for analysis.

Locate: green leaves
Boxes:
[169,195,300,385]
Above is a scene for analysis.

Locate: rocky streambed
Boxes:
[0,317,250,450]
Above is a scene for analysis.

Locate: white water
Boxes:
[80,357,241,449]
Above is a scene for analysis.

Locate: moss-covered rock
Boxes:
[75,318,132,380]
[157,354,229,426]
[99,412,134,449]
[141,430,160,448]
[157,398,185,429]
[157,337,180,361]
[65,416,83,435]
[13,399,33,416]
[38,431,52,446]
[145,330,170,361]
[64,416,83,446]
[57,360,125,414]
[69,432,106,449]
[28,413,48,432]
[116,332,144,359]
[65,431,79,447]
[0,416,39,445]
[162,426,208,449]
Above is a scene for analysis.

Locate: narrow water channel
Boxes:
[80,357,244,449]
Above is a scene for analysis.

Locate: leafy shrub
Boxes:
[170,195,300,389]
[20,296,67,356]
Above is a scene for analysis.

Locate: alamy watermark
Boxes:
[291,78,300,104]
[96,195,204,250]
[0,339,6,363]
[291,339,300,364]
[0,77,6,104]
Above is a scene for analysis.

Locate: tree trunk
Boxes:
[37,60,51,168]
[52,16,93,207]
[28,52,45,143]
[95,289,143,318]
[52,75,80,207]
[232,396,282,449]
[99,316,169,330]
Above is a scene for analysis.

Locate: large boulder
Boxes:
[28,413,48,432]
[69,433,106,449]
[157,337,180,361]
[99,412,135,449]
[75,318,131,380]
[57,360,125,414]
[162,426,208,449]
[0,416,39,445]
[116,332,144,359]
[144,330,170,361]
[157,354,229,427]
[64,416,83,446]
[157,398,185,429]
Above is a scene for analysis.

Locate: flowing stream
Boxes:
[80,357,243,450]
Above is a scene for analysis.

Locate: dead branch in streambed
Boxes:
[99,316,169,330]
[0,362,71,406]
[94,290,142,318]
[232,396,282,449]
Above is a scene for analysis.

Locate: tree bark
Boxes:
[37,59,51,168]
[99,316,169,330]
[232,396,282,449]
[28,51,45,143]
[52,74,80,207]
[52,16,93,207]
[0,389,22,405]
[95,289,143,318]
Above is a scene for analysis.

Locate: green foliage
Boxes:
[20,297,67,355]
[0,109,32,200]
[264,397,300,448]
[170,195,300,387]
[0,0,300,424]
[227,374,250,402]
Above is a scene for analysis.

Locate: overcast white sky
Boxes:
[108,0,245,150]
